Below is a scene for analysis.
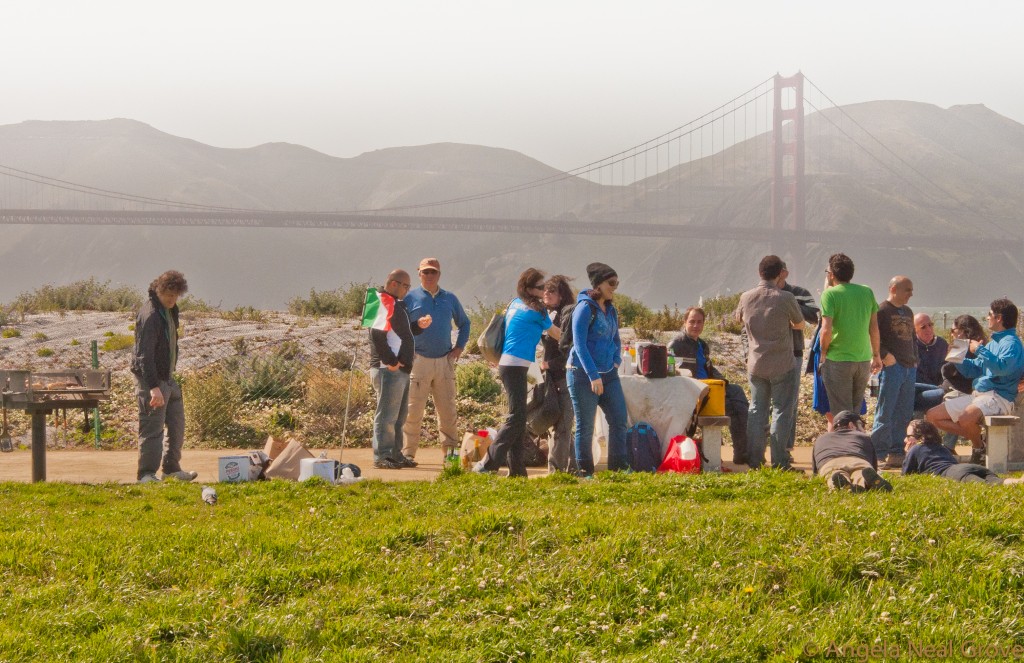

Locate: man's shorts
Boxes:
[943,391,1014,423]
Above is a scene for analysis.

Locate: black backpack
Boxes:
[558,302,597,355]
[626,423,662,472]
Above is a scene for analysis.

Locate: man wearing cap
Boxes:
[811,410,892,492]
[402,258,472,463]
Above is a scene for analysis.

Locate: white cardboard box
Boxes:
[218,455,254,483]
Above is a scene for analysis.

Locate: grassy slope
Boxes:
[1,472,1022,661]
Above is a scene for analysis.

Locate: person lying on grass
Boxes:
[902,419,1024,485]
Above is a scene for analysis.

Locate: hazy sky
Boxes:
[2,0,1021,172]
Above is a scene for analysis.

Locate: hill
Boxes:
[0,105,1021,309]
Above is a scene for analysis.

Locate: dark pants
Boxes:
[725,383,750,463]
[547,377,578,473]
[483,365,530,477]
[943,463,1003,485]
[137,378,186,480]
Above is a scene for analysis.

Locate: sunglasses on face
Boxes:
[605,279,619,287]
[420,269,439,275]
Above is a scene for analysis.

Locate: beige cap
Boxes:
[418,258,441,272]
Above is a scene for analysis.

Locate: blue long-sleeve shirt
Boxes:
[569,291,621,381]
[956,328,1024,402]
[404,287,471,359]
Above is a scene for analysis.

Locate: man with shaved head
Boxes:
[368,269,430,469]
[871,275,918,469]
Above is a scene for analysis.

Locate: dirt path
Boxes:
[0,444,828,484]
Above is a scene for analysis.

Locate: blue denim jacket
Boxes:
[569,291,621,381]
[957,328,1024,402]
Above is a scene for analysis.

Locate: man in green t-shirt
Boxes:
[818,253,882,417]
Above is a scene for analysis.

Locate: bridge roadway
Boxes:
[0,208,1017,253]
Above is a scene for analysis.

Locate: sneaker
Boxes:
[969,447,987,466]
[161,470,198,482]
[399,455,418,468]
[862,467,893,492]
[138,473,160,484]
[881,454,905,470]
[828,472,852,491]
[373,459,402,470]
[470,460,495,474]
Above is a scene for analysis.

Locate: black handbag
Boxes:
[526,377,562,437]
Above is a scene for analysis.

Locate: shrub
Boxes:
[223,353,303,401]
[703,293,743,335]
[9,278,142,312]
[613,293,652,328]
[231,337,248,356]
[177,295,218,314]
[464,300,505,356]
[70,339,81,346]
[325,350,354,371]
[181,369,245,443]
[270,409,298,431]
[1,329,20,339]
[36,348,54,357]
[101,334,134,352]
[288,282,369,318]
[456,362,502,403]
[32,332,48,341]
[221,306,266,323]
[302,367,375,442]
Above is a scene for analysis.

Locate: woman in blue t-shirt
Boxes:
[474,268,561,477]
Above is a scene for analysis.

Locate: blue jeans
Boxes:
[371,368,410,462]
[747,368,799,469]
[568,366,628,476]
[771,356,803,451]
[871,363,917,458]
[914,383,945,412]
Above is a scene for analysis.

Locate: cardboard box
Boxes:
[264,439,315,481]
[699,379,726,416]
[263,435,290,460]
[218,455,254,483]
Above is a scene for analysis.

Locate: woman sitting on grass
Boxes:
[902,419,1021,485]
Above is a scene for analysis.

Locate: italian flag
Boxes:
[361,288,396,330]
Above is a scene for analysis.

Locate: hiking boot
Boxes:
[398,455,418,468]
[161,470,198,482]
[969,447,987,466]
[862,467,893,492]
[881,454,905,470]
[828,472,852,491]
[373,458,402,470]
[138,473,160,484]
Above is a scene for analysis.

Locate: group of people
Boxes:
[129,250,1023,486]
[366,251,1024,483]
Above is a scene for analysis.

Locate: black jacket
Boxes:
[132,289,180,390]
[369,291,416,374]
[668,334,724,381]
[540,305,572,382]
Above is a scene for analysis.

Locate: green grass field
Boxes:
[1,471,1022,661]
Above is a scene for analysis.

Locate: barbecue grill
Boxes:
[0,369,111,481]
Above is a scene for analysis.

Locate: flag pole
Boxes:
[340,281,372,463]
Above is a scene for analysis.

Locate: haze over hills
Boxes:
[0,102,1022,310]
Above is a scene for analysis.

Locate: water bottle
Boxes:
[668,355,676,375]
[868,372,880,398]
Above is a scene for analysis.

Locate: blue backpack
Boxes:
[627,423,662,473]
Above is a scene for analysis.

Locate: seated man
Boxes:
[811,410,892,492]
[669,306,751,465]
[903,419,1023,485]
[926,298,1024,464]
[913,313,948,412]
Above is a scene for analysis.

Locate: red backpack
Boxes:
[657,435,702,474]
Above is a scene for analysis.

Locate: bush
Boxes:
[613,293,652,328]
[302,367,375,443]
[37,348,54,357]
[221,306,266,323]
[8,278,142,313]
[223,353,303,401]
[177,295,218,314]
[456,362,502,403]
[1,329,19,339]
[182,369,245,443]
[70,339,81,346]
[100,334,134,352]
[32,332,48,341]
[703,293,743,335]
[288,282,369,318]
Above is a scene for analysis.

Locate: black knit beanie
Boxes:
[586,262,617,288]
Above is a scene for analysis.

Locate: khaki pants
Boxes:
[402,354,459,457]
[817,456,874,490]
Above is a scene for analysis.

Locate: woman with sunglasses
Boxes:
[568,262,628,477]
[941,315,988,396]
[540,275,579,474]
[902,419,1022,484]
[474,268,561,477]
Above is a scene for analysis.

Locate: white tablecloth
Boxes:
[592,374,709,465]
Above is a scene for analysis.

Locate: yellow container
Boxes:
[699,379,726,416]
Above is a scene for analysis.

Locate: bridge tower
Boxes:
[771,72,805,273]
